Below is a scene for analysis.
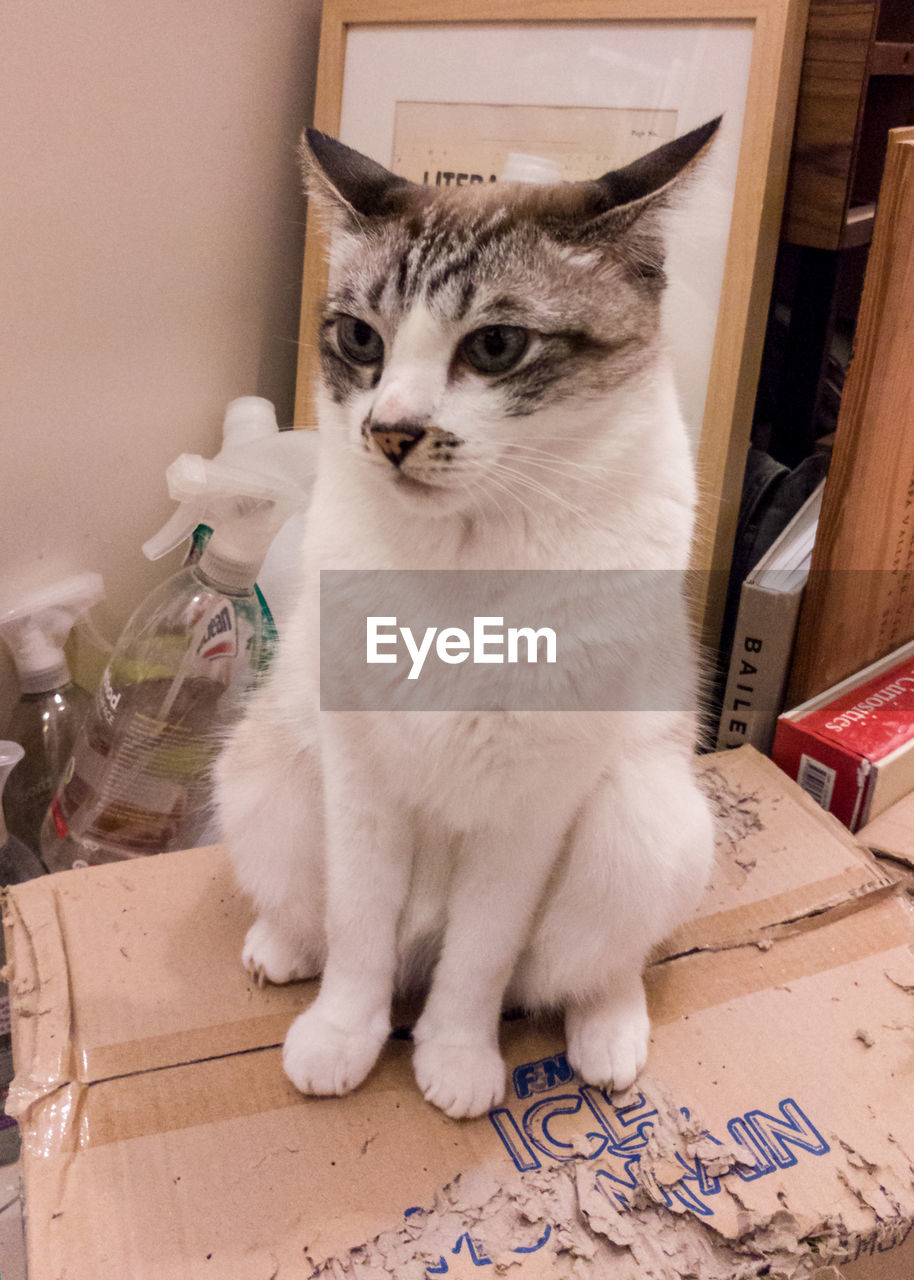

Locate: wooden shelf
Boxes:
[782,1,914,252]
[869,41,914,74]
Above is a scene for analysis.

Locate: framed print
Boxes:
[294,0,808,642]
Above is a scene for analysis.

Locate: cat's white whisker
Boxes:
[479,469,539,523]
[498,452,614,490]
[498,440,650,483]
[454,474,508,533]
[488,461,613,536]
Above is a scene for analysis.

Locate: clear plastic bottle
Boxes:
[5,685,92,854]
[39,455,306,871]
[0,574,104,854]
[0,742,47,1164]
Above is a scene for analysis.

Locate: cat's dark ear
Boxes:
[594,117,721,213]
[301,129,414,223]
[547,117,721,285]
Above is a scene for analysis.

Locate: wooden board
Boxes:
[781,0,877,250]
[787,126,914,704]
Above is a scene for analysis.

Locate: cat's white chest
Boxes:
[352,708,606,834]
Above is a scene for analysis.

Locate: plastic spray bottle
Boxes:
[0,742,46,1164]
[143,396,318,637]
[39,455,307,872]
[0,573,105,853]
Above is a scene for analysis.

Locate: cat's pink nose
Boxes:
[370,422,426,468]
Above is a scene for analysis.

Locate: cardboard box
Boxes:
[4,747,914,1280]
[859,792,914,894]
[772,638,914,830]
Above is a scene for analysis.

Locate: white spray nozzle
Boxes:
[0,572,105,693]
[142,396,321,564]
[162,454,308,592]
[141,502,205,562]
[142,396,282,562]
[221,396,279,447]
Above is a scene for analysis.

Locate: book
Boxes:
[716,481,824,755]
[772,636,914,831]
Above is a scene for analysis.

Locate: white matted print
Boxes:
[391,102,679,186]
[337,21,754,451]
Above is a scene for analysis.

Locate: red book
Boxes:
[773,639,914,830]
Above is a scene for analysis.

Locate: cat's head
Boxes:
[303,120,719,515]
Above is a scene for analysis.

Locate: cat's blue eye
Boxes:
[461,325,530,375]
[337,315,384,365]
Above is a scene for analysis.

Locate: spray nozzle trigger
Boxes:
[142,502,207,561]
[141,397,319,566]
[156,454,308,592]
[0,572,106,693]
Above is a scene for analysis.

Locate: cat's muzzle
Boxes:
[366,420,462,476]
[369,420,427,469]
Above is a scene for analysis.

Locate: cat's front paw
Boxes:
[565,988,650,1093]
[242,917,324,987]
[283,1007,385,1096]
[413,1040,506,1119]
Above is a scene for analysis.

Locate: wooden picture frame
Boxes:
[293,0,808,644]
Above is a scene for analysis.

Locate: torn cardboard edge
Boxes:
[1,883,74,1110]
[303,897,914,1280]
[859,790,914,875]
[305,1131,914,1280]
[301,1094,773,1280]
[662,748,895,957]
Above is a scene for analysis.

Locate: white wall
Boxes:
[0,0,322,719]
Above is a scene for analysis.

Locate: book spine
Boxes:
[717,582,805,754]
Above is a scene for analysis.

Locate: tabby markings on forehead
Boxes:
[393,204,515,304]
[365,273,387,313]
[446,276,477,323]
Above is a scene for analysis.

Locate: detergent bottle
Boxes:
[40,455,307,871]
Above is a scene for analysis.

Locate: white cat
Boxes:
[214,122,718,1119]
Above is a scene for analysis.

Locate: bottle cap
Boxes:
[13,624,69,693]
[0,573,105,694]
[197,542,260,593]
